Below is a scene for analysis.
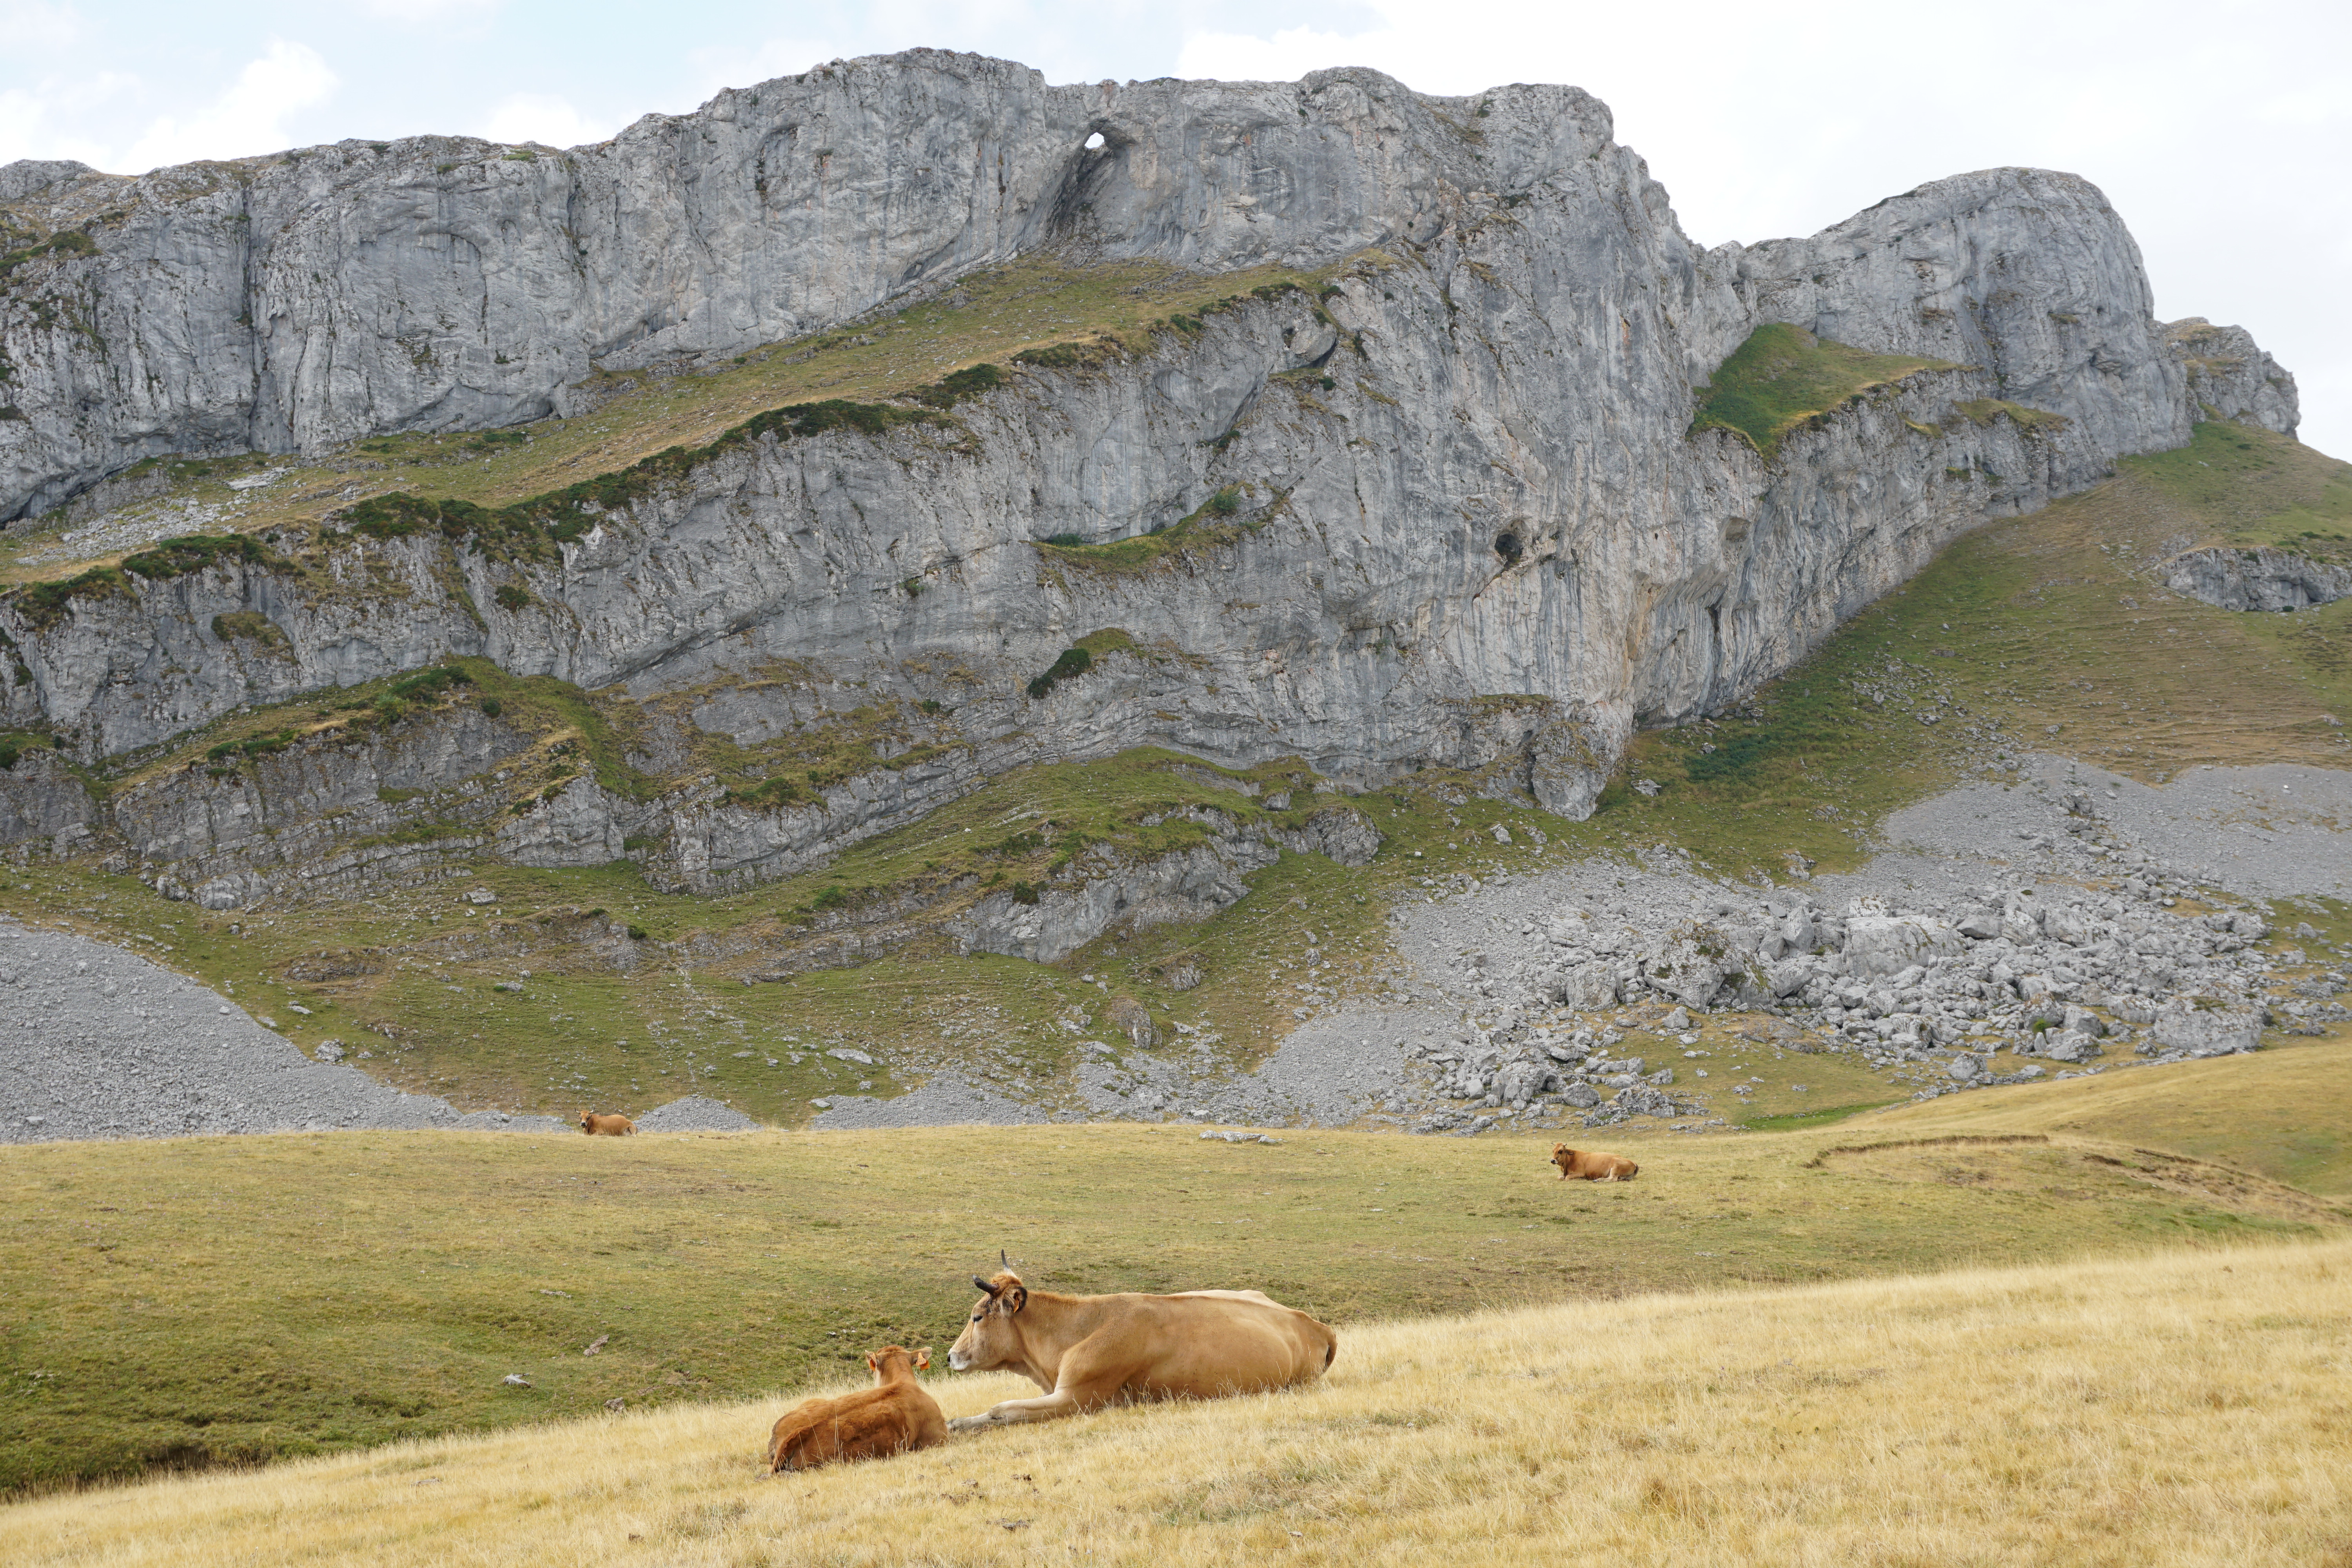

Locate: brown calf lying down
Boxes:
[768,1346,947,1472]
[579,1112,636,1136]
[1552,1144,1638,1181]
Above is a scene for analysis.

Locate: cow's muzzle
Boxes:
[948,1348,971,1372]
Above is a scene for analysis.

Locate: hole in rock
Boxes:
[1494,532,1523,565]
[1084,132,1106,150]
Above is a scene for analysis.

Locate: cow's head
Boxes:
[949,1267,1028,1372]
[867,1344,931,1379]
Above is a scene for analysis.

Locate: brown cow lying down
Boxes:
[1552,1144,1638,1181]
[579,1112,636,1136]
[768,1346,947,1472]
[947,1265,1336,1432]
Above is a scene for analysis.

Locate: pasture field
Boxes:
[6,1239,2347,1566]
[4,1043,2347,1499]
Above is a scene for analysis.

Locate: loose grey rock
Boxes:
[0,916,558,1143]
[631,1095,758,1133]
[811,1073,1045,1130]
[2148,1002,2263,1058]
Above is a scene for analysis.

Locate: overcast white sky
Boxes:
[5,0,2347,453]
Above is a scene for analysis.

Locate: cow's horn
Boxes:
[1000,1249,1011,1272]
[972,1274,995,1294]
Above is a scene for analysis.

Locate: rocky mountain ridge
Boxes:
[0,50,2303,914]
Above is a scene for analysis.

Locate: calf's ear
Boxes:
[915,1348,932,1368]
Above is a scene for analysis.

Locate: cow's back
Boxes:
[1171,1288,1280,1307]
[771,1385,945,1470]
[1112,1290,1336,1392]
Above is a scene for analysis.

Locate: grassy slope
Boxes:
[5,1241,2346,1566]
[1871,1035,2352,1195]
[3,1045,2345,1497]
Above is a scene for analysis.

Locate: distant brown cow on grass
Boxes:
[768,1346,947,1472]
[947,1262,1336,1431]
[1552,1144,1637,1181]
[579,1112,636,1136]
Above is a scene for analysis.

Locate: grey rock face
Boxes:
[2165,319,2300,434]
[0,160,93,202]
[948,827,1278,964]
[0,746,93,843]
[1271,806,1385,868]
[0,53,2303,882]
[0,52,1621,520]
[2163,547,2352,613]
[1698,169,2195,473]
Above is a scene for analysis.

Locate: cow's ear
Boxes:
[1003,1284,1027,1314]
[915,1348,931,1369]
[866,1352,878,1369]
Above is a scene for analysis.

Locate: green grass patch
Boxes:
[7,535,278,625]
[1738,1101,1899,1132]
[0,228,95,280]
[0,731,62,771]
[1690,324,1956,461]
[14,566,125,626]
[208,611,286,648]
[1950,398,2069,434]
[2127,419,2352,550]
[1026,646,1092,699]
[1037,486,1263,576]
[119,533,275,582]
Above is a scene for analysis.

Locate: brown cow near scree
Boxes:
[579,1111,636,1136]
[946,1261,1336,1432]
[768,1346,947,1472]
[1552,1144,1637,1181]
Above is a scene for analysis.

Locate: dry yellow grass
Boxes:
[10,1240,2348,1567]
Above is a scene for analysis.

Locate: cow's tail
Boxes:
[1323,1335,1338,1371]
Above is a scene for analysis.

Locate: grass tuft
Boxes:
[1690,324,1956,461]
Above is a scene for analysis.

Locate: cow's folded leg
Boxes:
[948,1386,1092,1432]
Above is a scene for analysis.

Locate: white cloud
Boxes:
[355,0,500,19]
[116,39,338,172]
[684,37,850,103]
[1174,25,1365,84]
[477,92,615,149]
[0,70,132,167]
[0,0,79,49]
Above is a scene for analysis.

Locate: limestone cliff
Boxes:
[0,50,2302,910]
